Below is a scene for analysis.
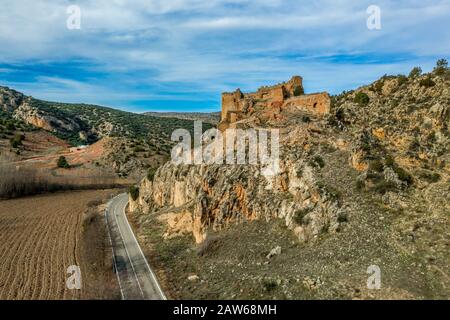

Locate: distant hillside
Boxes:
[0,86,214,178]
[0,87,213,146]
[144,111,221,124]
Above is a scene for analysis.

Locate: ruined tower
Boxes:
[218,76,330,131]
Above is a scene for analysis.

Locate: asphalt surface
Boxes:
[105,193,166,300]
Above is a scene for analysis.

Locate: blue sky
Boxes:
[0,0,449,113]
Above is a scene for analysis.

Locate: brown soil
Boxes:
[0,190,117,300]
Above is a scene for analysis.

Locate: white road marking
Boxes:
[105,193,166,300]
[104,198,125,300]
[113,199,145,299]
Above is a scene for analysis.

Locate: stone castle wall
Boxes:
[219,76,330,130]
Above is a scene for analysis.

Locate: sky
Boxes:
[0,0,449,113]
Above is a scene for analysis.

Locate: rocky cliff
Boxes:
[130,68,449,250]
[130,141,347,244]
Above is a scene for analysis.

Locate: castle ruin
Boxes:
[218,76,330,130]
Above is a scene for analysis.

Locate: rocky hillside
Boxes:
[129,61,449,299]
[0,86,212,146]
[0,86,215,178]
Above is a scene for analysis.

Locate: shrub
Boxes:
[434,58,448,76]
[5,122,15,131]
[133,146,145,153]
[293,86,304,96]
[326,186,342,201]
[373,181,397,194]
[309,155,325,169]
[369,160,384,172]
[372,80,384,93]
[393,166,413,185]
[9,133,25,148]
[57,156,70,169]
[302,116,311,123]
[354,92,370,106]
[385,155,395,167]
[397,75,408,86]
[355,179,365,190]
[262,280,278,292]
[420,77,436,88]
[147,167,157,181]
[408,139,421,154]
[129,186,139,201]
[10,138,20,149]
[419,171,441,183]
[293,208,311,225]
[408,67,422,78]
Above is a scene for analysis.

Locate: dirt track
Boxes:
[0,190,112,300]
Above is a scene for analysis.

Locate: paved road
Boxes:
[105,193,166,300]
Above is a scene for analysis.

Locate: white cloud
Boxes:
[0,0,449,110]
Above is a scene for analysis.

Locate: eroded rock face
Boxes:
[0,86,25,112]
[130,152,346,244]
[13,101,80,133]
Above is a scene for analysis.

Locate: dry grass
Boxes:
[196,234,221,257]
[78,195,122,300]
[0,162,126,199]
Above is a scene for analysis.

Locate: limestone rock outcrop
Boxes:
[130,149,346,243]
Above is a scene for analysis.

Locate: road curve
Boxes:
[105,193,166,300]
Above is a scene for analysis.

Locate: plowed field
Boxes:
[0,190,112,300]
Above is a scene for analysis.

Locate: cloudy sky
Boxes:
[0,0,449,112]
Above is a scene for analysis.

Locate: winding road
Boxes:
[105,193,166,300]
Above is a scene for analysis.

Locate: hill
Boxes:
[0,87,212,146]
[129,61,450,299]
[144,112,221,125]
[0,87,214,178]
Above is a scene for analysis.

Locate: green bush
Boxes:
[373,181,397,194]
[397,75,408,86]
[393,166,413,185]
[293,208,311,225]
[262,280,278,292]
[373,80,384,93]
[354,92,370,106]
[309,155,325,169]
[57,156,70,169]
[408,67,422,78]
[418,170,440,183]
[369,160,384,173]
[434,58,448,76]
[133,146,145,153]
[293,86,304,96]
[129,186,140,201]
[355,179,365,190]
[9,134,25,148]
[420,77,436,88]
[10,138,20,148]
[385,155,395,167]
[147,168,157,181]
[5,122,15,131]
